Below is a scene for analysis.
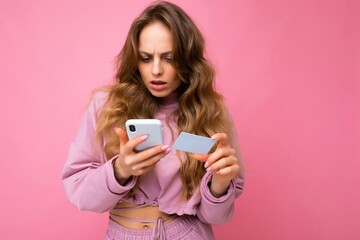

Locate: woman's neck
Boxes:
[158,92,178,106]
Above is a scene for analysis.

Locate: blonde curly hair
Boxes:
[96,1,231,200]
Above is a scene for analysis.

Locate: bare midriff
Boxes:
[109,201,177,230]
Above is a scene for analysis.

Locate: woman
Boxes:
[62,1,244,239]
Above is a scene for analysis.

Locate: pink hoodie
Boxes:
[61,91,244,237]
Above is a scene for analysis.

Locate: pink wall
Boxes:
[0,0,359,239]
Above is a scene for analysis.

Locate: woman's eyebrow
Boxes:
[139,51,172,55]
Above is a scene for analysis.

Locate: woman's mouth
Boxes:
[150,80,167,91]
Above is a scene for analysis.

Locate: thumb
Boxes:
[115,127,129,146]
[191,153,209,162]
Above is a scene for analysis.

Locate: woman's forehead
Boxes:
[138,22,172,53]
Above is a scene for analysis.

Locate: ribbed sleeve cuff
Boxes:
[200,171,236,203]
[105,155,138,194]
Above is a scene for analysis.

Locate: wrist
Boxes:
[112,158,130,185]
[210,175,231,198]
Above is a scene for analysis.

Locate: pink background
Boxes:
[0,0,359,239]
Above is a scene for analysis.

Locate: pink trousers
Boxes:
[104,215,208,240]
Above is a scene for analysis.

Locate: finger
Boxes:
[115,127,129,146]
[126,134,150,152]
[191,153,209,162]
[132,164,155,176]
[206,147,235,166]
[216,164,240,175]
[133,151,166,170]
[211,133,230,148]
[206,156,237,172]
[135,144,170,161]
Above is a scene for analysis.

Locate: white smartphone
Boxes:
[125,119,163,151]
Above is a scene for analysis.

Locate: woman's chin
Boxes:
[148,90,171,98]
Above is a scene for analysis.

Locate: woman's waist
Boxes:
[109,201,176,230]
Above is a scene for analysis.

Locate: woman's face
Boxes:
[138,21,181,98]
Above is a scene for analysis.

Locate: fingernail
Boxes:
[164,148,171,154]
[114,127,119,132]
[206,167,211,172]
[204,162,209,168]
[211,134,218,140]
[161,145,170,151]
[216,170,220,174]
[140,135,148,140]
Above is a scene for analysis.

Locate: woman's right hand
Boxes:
[113,127,171,185]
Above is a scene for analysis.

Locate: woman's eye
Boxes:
[140,57,151,63]
[164,57,172,63]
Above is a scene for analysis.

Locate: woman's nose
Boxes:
[152,59,163,76]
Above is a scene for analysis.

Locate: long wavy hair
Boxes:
[96,1,231,199]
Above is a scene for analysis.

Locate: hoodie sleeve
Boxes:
[196,110,245,224]
[61,92,137,213]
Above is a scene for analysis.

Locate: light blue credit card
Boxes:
[172,132,216,154]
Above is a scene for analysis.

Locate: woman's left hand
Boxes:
[193,133,240,197]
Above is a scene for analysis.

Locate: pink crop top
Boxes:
[61,91,244,226]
